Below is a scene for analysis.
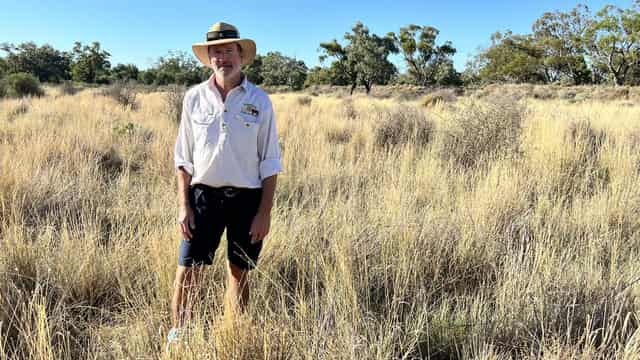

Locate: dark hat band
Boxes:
[206,29,239,41]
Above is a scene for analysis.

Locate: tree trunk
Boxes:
[364,82,371,94]
[350,82,357,95]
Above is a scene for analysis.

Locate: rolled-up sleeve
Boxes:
[174,95,195,176]
[257,100,283,180]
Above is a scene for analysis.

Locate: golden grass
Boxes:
[1,86,640,359]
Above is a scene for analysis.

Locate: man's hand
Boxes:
[178,205,196,240]
[249,210,271,244]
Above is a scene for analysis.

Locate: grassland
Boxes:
[1,85,640,359]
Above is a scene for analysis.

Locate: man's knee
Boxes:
[174,265,204,288]
[227,261,249,285]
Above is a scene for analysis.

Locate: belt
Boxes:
[193,184,260,198]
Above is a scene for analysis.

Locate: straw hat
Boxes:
[192,22,257,67]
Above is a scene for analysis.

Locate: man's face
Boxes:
[208,43,242,80]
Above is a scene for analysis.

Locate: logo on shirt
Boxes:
[241,103,259,117]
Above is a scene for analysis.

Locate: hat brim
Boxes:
[192,38,256,68]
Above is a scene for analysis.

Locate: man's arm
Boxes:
[177,167,192,208]
[177,167,195,240]
[249,174,277,244]
[251,97,282,243]
[258,174,277,214]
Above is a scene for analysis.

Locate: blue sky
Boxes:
[0,0,634,72]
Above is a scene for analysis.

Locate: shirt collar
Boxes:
[208,73,248,94]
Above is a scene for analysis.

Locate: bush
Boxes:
[341,99,358,120]
[7,100,29,121]
[297,96,312,106]
[439,97,525,168]
[558,89,577,100]
[101,80,137,109]
[594,87,630,101]
[566,120,607,163]
[374,106,435,149]
[164,84,186,124]
[2,72,44,98]
[532,87,555,100]
[325,127,353,144]
[60,80,79,96]
[421,89,458,107]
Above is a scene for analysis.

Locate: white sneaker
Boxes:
[165,327,183,352]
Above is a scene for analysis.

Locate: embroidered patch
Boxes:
[241,103,259,117]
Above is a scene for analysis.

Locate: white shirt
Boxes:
[174,75,282,188]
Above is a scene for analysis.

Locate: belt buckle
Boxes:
[223,187,238,198]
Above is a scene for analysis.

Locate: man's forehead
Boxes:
[208,43,240,52]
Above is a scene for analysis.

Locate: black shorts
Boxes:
[178,184,263,270]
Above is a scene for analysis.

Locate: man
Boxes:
[168,22,282,346]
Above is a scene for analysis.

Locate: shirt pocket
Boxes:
[234,113,261,131]
[191,112,217,145]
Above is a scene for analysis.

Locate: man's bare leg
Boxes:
[171,265,204,328]
[225,261,250,315]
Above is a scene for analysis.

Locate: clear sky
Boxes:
[0,0,634,72]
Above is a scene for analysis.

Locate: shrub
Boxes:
[297,96,312,106]
[421,89,458,107]
[163,84,186,124]
[548,121,610,204]
[7,100,29,121]
[2,72,44,98]
[374,106,435,149]
[553,156,610,203]
[96,147,124,177]
[558,89,577,100]
[566,120,607,163]
[532,87,555,100]
[101,80,137,109]
[594,87,630,101]
[60,80,79,96]
[439,97,525,168]
[341,99,358,120]
[325,127,353,144]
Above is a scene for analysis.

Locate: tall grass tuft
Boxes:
[374,105,434,149]
[101,80,137,110]
[439,96,525,168]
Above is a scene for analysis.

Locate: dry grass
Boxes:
[163,85,186,125]
[1,87,640,359]
[421,88,460,107]
[101,81,138,110]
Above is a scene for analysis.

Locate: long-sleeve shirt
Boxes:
[174,75,282,188]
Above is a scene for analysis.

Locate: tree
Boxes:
[305,66,333,86]
[584,4,640,85]
[434,59,462,86]
[390,25,458,86]
[138,70,156,85]
[3,72,44,97]
[320,21,398,94]
[532,5,592,84]
[260,52,307,90]
[0,57,7,79]
[110,63,139,82]
[152,51,210,86]
[0,42,71,82]
[461,57,482,85]
[476,31,547,83]
[70,41,111,83]
[242,54,263,84]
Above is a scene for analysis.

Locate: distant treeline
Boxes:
[1,2,638,94]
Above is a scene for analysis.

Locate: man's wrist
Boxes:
[257,204,272,215]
